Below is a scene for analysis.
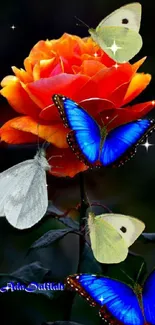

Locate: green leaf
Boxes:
[140,232,155,242]
[28,233,80,281]
[0,262,57,299]
[11,261,50,282]
[29,229,80,250]
[58,217,79,231]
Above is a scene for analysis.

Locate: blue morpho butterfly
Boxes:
[52,94,155,168]
[66,268,155,325]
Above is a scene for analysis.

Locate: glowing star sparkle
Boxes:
[140,139,154,152]
[107,40,122,56]
[99,297,104,302]
[113,63,119,69]
[94,52,98,57]
[11,25,16,30]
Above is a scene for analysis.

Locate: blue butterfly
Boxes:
[53,94,155,167]
[66,271,155,325]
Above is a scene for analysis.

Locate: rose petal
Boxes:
[39,103,60,123]
[1,76,18,87]
[28,40,54,62]
[49,62,64,77]
[123,73,152,106]
[124,101,155,116]
[0,79,41,118]
[0,119,38,144]
[25,74,90,110]
[49,33,85,57]
[132,57,147,75]
[24,57,33,76]
[11,66,33,83]
[2,116,69,148]
[80,98,115,117]
[39,58,57,78]
[108,82,130,108]
[100,52,116,67]
[33,62,42,80]
[59,57,74,74]
[98,108,145,131]
[78,60,106,77]
[47,146,88,178]
[76,63,133,102]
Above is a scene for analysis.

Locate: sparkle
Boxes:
[99,296,104,302]
[11,25,16,30]
[106,40,122,56]
[5,285,11,291]
[94,52,98,57]
[106,116,109,120]
[113,63,119,69]
[152,100,155,106]
[141,139,154,151]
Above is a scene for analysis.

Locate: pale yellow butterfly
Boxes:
[88,212,145,264]
[89,2,142,63]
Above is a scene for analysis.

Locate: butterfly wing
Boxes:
[0,160,34,216]
[102,214,145,247]
[89,27,142,63]
[96,3,142,32]
[88,212,128,264]
[100,119,155,166]
[66,274,144,325]
[53,94,101,165]
[3,160,48,229]
[142,269,155,324]
[89,3,142,62]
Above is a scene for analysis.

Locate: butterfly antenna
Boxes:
[90,202,112,213]
[75,16,90,28]
[98,112,105,127]
[37,123,40,150]
[48,155,63,162]
[135,261,145,284]
[119,269,134,284]
[106,114,118,127]
[41,127,62,150]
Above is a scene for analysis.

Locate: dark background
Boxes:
[0,0,155,286]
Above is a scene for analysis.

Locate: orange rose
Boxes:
[0,33,154,177]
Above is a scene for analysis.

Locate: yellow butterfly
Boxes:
[88,212,145,264]
[89,2,142,63]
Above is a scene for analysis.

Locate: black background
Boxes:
[0,1,155,325]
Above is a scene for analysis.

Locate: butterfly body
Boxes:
[53,95,155,169]
[88,3,142,62]
[66,271,155,325]
[0,149,51,229]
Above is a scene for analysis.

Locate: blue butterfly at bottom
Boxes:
[66,271,155,325]
[53,94,155,168]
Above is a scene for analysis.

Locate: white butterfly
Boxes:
[89,2,142,62]
[88,212,145,264]
[0,149,51,229]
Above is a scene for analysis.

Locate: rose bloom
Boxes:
[0,33,154,177]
